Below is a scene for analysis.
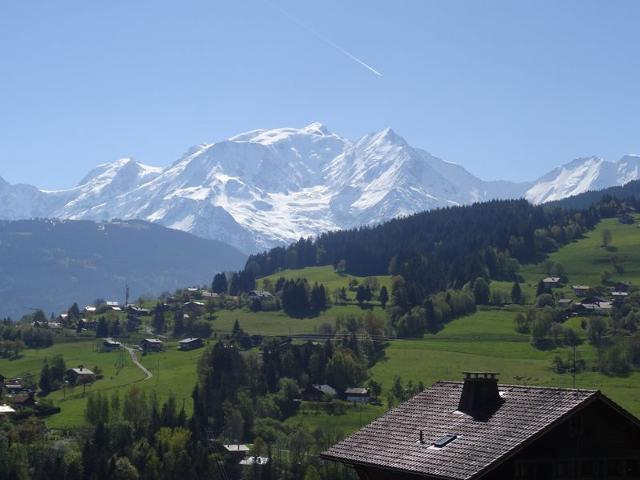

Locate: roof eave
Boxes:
[319,453,462,480]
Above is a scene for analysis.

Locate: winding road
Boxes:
[124,346,153,380]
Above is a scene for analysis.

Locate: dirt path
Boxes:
[124,346,153,380]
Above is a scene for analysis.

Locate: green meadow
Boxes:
[2,216,640,430]
[0,340,202,428]
[259,265,392,298]
[520,216,640,290]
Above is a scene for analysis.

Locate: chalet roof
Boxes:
[345,387,369,396]
[68,367,94,376]
[142,338,163,344]
[312,384,337,396]
[542,276,560,283]
[223,444,250,452]
[179,337,201,343]
[0,404,16,414]
[321,381,608,480]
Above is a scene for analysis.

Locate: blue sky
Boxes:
[1,0,639,189]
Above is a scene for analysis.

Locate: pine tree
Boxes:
[379,286,389,308]
[39,363,52,394]
[211,273,228,294]
[152,306,165,334]
[511,281,523,304]
[96,317,109,338]
[472,277,490,305]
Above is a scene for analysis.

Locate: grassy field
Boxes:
[520,216,640,291]
[0,339,202,428]
[370,308,640,417]
[3,217,640,430]
[259,265,392,298]
[213,304,386,336]
[285,402,386,433]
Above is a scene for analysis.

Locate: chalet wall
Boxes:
[484,399,640,480]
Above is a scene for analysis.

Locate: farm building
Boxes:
[542,276,561,289]
[3,379,28,395]
[322,372,640,480]
[303,384,338,401]
[572,285,590,297]
[66,367,96,385]
[179,337,203,351]
[222,444,250,462]
[345,387,370,403]
[183,301,205,313]
[103,338,121,351]
[80,318,96,329]
[140,338,163,352]
[10,392,35,409]
[612,291,629,303]
[248,290,274,300]
[0,404,16,417]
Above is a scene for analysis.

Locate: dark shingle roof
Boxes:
[321,381,597,480]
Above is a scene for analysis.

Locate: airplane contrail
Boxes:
[263,0,383,77]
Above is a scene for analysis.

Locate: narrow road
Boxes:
[124,346,153,380]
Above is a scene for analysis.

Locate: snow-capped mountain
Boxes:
[1,123,637,252]
[525,154,640,204]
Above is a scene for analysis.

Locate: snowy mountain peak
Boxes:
[3,123,639,253]
[229,122,337,146]
[525,154,639,204]
[365,127,407,147]
[77,157,162,188]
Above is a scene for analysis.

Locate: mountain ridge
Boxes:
[1,123,638,252]
[0,218,246,319]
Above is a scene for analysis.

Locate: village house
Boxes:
[239,456,269,466]
[0,404,16,417]
[345,387,370,403]
[140,338,163,352]
[84,305,97,314]
[612,291,629,304]
[106,303,122,312]
[542,276,561,289]
[322,372,640,480]
[178,337,204,351]
[247,290,274,300]
[80,318,96,329]
[103,338,121,352]
[10,392,36,410]
[572,285,590,297]
[183,301,205,314]
[303,384,338,401]
[222,444,250,462]
[66,367,96,385]
[557,298,573,308]
[575,298,613,316]
[126,305,151,316]
[3,379,29,396]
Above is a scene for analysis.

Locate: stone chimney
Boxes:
[458,372,502,419]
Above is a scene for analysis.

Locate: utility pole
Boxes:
[125,283,130,308]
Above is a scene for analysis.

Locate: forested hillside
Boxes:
[0,219,246,318]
